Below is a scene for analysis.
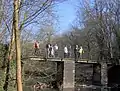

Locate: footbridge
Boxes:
[22,55,108,91]
[21,48,109,91]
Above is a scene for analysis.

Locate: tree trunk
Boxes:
[3,21,16,91]
[13,0,23,91]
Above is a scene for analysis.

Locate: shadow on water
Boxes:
[75,86,120,91]
[75,88,101,91]
[75,87,106,91]
[24,87,59,91]
[40,88,59,91]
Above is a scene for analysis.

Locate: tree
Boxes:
[0,0,65,90]
[13,0,23,91]
[73,0,120,62]
[35,25,55,43]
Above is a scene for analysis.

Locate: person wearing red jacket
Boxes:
[34,40,39,54]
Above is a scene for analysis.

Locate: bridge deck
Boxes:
[28,56,97,63]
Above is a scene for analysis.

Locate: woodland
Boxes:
[0,0,119,91]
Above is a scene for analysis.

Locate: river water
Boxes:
[24,85,119,91]
[41,87,118,91]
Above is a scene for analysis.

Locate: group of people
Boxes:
[74,45,84,59]
[33,40,84,59]
[64,45,84,59]
[46,43,59,57]
[34,41,59,57]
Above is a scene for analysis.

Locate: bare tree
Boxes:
[0,0,66,90]
[73,0,120,62]
[13,0,23,90]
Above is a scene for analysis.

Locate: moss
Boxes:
[0,70,6,91]
[7,60,16,91]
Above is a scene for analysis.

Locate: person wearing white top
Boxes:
[79,46,84,59]
[64,46,68,58]
[54,44,58,50]
[54,44,58,57]
[51,46,55,57]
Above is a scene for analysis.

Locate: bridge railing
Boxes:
[31,49,82,58]
[22,47,91,61]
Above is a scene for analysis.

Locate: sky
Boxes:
[54,0,78,34]
[26,0,78,35]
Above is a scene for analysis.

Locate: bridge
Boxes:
[22,49,108,91]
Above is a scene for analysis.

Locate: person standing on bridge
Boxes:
[51,45,55,57]
[68,45,72,58]
[79,46,84,59]
[64,45,68,58]
[34,40,39,55]
[74,45,79,61]
[46,43,50,58]
[54,44,59,57]
[48,44,53,57]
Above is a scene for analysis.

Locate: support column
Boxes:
[101,62,108,91]
[92,63,101,85]
[56,62,64,89]
[101,62,108,85]
[63,60,75,91]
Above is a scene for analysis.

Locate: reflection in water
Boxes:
[24,85,120,91]
[75,87,120,91]
[25,86,120,91]
[75,87,104,91]
[39,86,120,91]
[41,88,58,91]
[23,87,59,91]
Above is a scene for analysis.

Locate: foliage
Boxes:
[70,0,120,62]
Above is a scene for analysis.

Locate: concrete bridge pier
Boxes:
[92,63,101,86]
[92,62,108,91]
[56,61,64,89]
[101,62,108,86]
[56,61,75,91]
[63,61,75,91]
[101,62,108,91]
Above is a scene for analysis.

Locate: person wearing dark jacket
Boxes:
[74,45,79,62]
